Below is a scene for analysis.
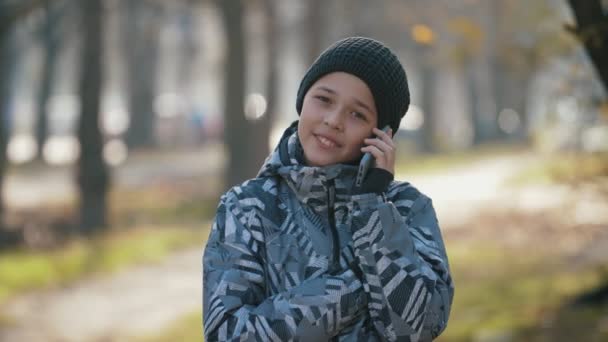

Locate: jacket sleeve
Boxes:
[203,192,367,341]
[348,186,454,341]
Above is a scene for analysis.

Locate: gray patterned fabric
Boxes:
[203,122,454,341]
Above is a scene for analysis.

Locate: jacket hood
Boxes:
[257,120,359,212]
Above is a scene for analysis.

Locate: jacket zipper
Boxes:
[327,179,340,273]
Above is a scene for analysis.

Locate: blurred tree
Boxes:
[486,0,504,141]
[411,22,439,153]
[248,0,278,170]
[77,0,110,233]
[566,0,608,93]
[35,0,66,159]
[217,0,256,189]
[494,0,574,140]
[0,0,45,234]
[177,0,200,103]
[390,0,572,147]
[124,0,162,149]
[447,16,484,144]
[441,0,502,144]
[306,0,323,64]
[563,0,608,311]
[0,31,13,221]
[387,0,445,153]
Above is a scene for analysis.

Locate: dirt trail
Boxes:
[0,248,202,342]
[402,153,543,225]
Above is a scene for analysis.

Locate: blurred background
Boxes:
[0,0,607,341]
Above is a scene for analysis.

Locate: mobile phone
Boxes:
[355,125,392,187]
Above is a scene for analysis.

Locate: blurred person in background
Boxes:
[203,37,454,341]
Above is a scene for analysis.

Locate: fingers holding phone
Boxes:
[360,127,396,175]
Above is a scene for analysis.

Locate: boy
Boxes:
[203,37,454,341]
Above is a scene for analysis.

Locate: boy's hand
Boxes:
[361,127,395,175]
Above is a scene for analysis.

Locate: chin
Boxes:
[306,158,333,167]
[304,153,338,167]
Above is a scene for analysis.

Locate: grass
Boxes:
[0,224,210,306]
[0,176,219,307]
[0,172,218,331]
[440,241,605,341]
[437,202,608,341]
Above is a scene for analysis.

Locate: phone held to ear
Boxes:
[355,125,392,187]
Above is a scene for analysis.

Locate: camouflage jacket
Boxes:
[203,122,454,341]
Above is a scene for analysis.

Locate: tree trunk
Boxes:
[466,61,483,146]
[177,0,198,100]
[507,70,532,142]
[491,60,506,140]
[0,1,45,244]
[124,0,161,149]
[0,31,13,221]
[35,0,61,158]
[248,0,278,171]
[77,0,109,234]
[306,0,323,64]
[565,0,608,314]
[566,0,608,93]
[419,46,437,153]
[0,19,21,228]
[483,0,502,142]
[217,0,255,190]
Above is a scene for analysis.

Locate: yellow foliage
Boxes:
[411,24,435,45]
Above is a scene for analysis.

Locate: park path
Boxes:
[1,249,201,342]
[3,150,598,342]
[401,152,558,225]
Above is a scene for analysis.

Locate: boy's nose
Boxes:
[323,109,344,131]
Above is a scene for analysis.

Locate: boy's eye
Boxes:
[352,111,367,121]
[315,95,331,104]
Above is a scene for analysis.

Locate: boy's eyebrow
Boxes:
[316,86,373,113]
[316,86,337,95]
[353,99,372,113]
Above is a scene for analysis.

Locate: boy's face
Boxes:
[298,72,378,167]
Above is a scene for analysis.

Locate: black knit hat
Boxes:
[296,37,410,133]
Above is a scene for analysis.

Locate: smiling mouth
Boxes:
[315,134,339,148]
